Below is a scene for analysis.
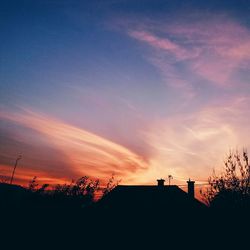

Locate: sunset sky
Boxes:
[1,0,250,187]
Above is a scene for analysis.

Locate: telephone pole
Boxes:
[10,154,22,185]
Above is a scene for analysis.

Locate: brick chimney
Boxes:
[157,179,165,187]
[187,179,195,198]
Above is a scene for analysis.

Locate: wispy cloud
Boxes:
[1,97,249,186]
[125,15,250,89]
[138,96,250,184]
[128,30,190,60]
[0,109,148,184]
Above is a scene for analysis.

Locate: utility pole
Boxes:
[10,154,22,185]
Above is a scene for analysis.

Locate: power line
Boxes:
[178,183,209,187]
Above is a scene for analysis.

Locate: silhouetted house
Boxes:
[97,179,206,219]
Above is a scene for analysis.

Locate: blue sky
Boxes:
[1,0,250,186]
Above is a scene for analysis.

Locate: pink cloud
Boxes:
[126,16,250,88]
[129,30,178,51]
[138,95,250,185]
[128,30,192,60]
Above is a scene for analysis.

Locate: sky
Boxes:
[1,0,250,188]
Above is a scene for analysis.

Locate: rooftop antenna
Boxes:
[10,154,22,185]
[168,175,173,186]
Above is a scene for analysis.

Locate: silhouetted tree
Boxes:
[102,174,120,197]
[37,184,49,193]
[28,176,39,191]
[27,177,49,193]
[202,149,250,209]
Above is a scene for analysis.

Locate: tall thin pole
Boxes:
[10,155,22,185]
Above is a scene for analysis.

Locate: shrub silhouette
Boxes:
[21,175,118,210]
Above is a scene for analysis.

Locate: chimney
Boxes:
[187,178,195,199]
[157,179,165,187]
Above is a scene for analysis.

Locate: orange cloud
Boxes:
[0,164,68,186]
[0,109,148,184]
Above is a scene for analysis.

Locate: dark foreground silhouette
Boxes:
[1,181,249,249]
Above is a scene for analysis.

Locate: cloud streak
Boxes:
[0,109,148,184]
[138,96,250,184]
[126,15,250,89]
[128,30,190,60]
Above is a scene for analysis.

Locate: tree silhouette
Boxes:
[201,149,250,209]
[28,176,39,191]
[102,174,120,197]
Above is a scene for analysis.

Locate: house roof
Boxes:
[98,184,206,212]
